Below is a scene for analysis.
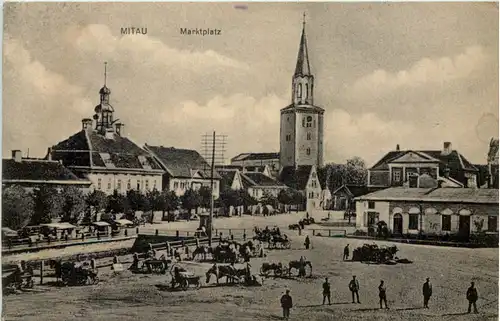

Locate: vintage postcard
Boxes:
[1,2,498,321]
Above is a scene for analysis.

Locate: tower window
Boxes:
[306,116,312,128]
[306,148,311,155]
[305,84,309,99]
[298,84,302,98]
[302,117,306,127]
[307,132,311,140]
[286,134,291,141]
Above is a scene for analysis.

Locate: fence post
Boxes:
[313,230,316,236]
[229,229,232,235]
[136,227,139,234]
[176,230,180,239]
[329,230,331,237]
[155,229,159,236]
[187,231,190,237]
[124,229,128,237]
[39,260,44,285]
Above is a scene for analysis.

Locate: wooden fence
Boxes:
[311,228,347,237]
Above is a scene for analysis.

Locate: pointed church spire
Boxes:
[104,61,107,86]
[294,12,311,77]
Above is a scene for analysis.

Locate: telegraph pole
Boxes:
[209,131,216,246]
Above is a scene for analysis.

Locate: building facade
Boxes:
[230,153,280,172]
[279,19,324,169]
[355,187,499,236]
[144,145,220,199]
[368,142,479,188]
[279,165,324,213]
[50,75,164,195]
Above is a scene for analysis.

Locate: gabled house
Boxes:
[331,184,384,212]
[217,169,244,191]
[3,150,91,192]
[279,165,324,212]
[240,171,288,200]
[368,142,479,188]
[230,152,280,171]
[144,145,221,198]
[215,164,273,177]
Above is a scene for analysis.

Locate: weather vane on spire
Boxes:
[104,62,107,86]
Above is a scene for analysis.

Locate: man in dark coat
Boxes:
[349,275,360,303]
[304,235,311,250]
[379,280,389,309]
[422,277,432,308]
[280,289,293,320]
[466,281,479,313]
[322,277,331,305]
[343,244,350,261]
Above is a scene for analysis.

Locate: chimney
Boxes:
[396,144,400,151]
[82,118,93,131]
[47,147,52,161]
[105,127,115,139]
[115,123,124,136]
[12,150,22,162]
[442,142,452,156]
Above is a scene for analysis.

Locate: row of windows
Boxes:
[302,116,315,128]
[296,83,313,99]
[97,178,156,191]
[285,133,313,141]
[308,191,318,199]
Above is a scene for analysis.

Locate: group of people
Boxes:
[279,277,481,319]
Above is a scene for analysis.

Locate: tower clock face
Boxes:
[307,116,312,122]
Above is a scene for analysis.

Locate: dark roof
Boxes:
[231,153,279,162]
[217,170,238,191]
[241,172,286,187]
[332,184,385,198]
[145,145,221,179]
[370,150,478,172]
[215,164,267,173]
[294,23,311,77]
[51,130,162,171]
[355,187,499,204]
[280,104,325,113]
[2,159,90,184]
[279,165,313,190]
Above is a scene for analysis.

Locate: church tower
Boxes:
[279,15,325,169]
[94,62,116,136]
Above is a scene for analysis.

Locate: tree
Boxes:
[260,191,279,208]
[160,190,180,221]
[31,186,63,225]
[219,189,242,215]
[324,156,368,192]
[85,190,108,223]
[60,186,86,224]
[278,189,293,205]
[198,186,213,209]
[126,190,146,212]
[107,190,128,215]
[2,185,34,230]
[238,190,258,209]
[181,189,202,216]
[145,189,163,223]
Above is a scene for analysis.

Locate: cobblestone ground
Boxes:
[2,213,498,321]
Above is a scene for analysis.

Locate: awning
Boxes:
[40,222,77,230]
[114,219,134,226]
[2,227,18,237]
[92,221,110,227]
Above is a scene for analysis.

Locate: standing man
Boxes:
[304,235,311,250]
[349,275,360,303]
[280,289,293,320]
[322,277,331,305]
[343,244,350,261]
[378,280,389,309]
[422,277,432,308]
[466,281,479,314]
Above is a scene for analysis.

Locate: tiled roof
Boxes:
[215,164,267,173]
[370,150,478,172]
[355,187,498,204]
[217,169,238,191]
[279,165,312,190]
[51,130,162,171]
[145,145,221,179]
[241,172,286,187]
[2,159,90,184]
[231,152,279,161]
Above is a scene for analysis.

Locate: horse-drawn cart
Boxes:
[260,262,284,277]
[58,261,99,286]
[2,264,34,293]
[169,265,201,290]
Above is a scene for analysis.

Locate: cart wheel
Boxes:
[181,279,189,290]
[275,269,282,276]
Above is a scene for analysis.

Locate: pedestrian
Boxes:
[306,212,309,219]
[349,275,360,303]
[243,231,247,241]
[466,281,479,314]
[304,235,310,250]
[378,280,389,309]
[322,277,331,305]
[343,244,350,261]
[422,277,432,308]
[298,225,302,236]
[280,289,293,320]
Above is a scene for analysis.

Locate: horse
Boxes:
[205,264,239,284]
[192,245,212,261]
[260,262,284,276]
[288,260,313,277]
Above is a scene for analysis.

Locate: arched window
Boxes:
[305,83,309,99]
[298,84,302,98]
[306,116,312,128]
[392,207,403,214]
[459,209,471,216]
[302,117,306,127]
[306,148,311,155]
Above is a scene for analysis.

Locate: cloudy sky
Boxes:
[3,2,498,166]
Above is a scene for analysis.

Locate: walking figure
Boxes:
[349,275,360,303]
[322,277,331,305]
[422,277,432,308]
[378,280,389,309]
[466,281,479,314]
[343,244,350,261]
[280,289,293,320]
[304,235,310,250]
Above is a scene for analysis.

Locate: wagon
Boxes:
[58,262,99,286]
[2,265,34,292]
[169,265,201,290]
[142,258,169,274]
